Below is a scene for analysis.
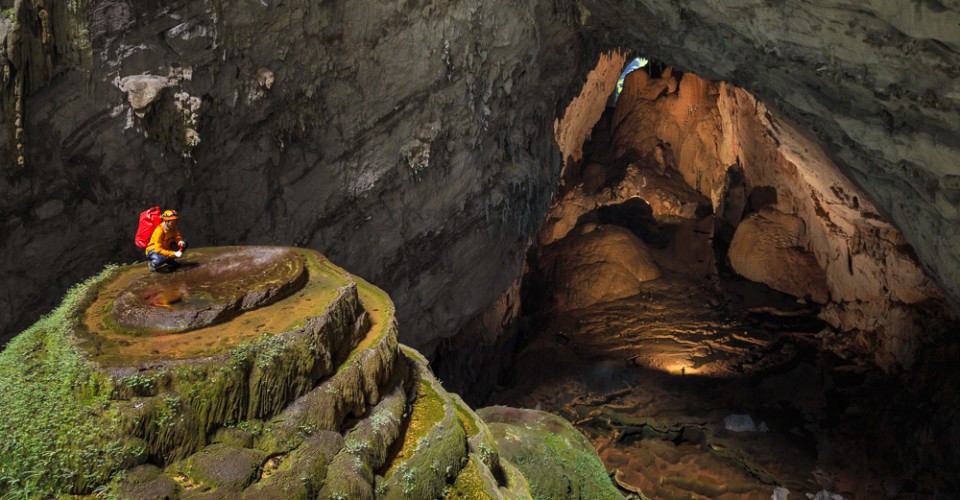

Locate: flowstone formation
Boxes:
[0,246,619,498]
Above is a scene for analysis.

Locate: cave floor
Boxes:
[489,274,922,499]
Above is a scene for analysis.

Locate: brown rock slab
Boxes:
[538,225,661,311]
[728,209,829,303]
[111,247,306,332]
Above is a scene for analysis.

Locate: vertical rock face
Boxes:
[578,0,960,312]
[2,0,960,361]
[0,0,591,347]
[590,67,950,368]
[727,208,830,304]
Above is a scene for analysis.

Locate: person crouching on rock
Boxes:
[146,210,188,272]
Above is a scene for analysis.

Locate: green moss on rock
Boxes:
[499,459,535,499]
[170,443,265,491]
[445,453,509,499]
[378,347,468,499]
[255,306,399,456]
[477,406,620,500]
[318,370,407,499]
[113,464,180,500]
[0,247,619,500]
[0,266,141,495]
[242,431,342,499]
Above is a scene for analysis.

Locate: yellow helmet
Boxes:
[161,209,179,221]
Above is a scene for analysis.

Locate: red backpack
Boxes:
[135,206,162,248]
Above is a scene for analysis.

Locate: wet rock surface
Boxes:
[111,247,306,333]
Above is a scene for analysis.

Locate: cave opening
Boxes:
[452,52,958,498]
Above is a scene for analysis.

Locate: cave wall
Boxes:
[0,0,593,347]
[610,67,952,367]
[717,85,947,367]
[2,0,960,360]
[578,0,960,313]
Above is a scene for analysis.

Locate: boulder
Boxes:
[539,225,661,311]
[728,209,829,303]
[477,406,621,500]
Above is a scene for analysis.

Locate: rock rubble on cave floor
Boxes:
[491,269,954,498]
[492,273,827,498]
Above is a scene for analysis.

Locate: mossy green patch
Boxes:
[455,402,480,437]
[112,464,179,500]
[0,266,141,495]
[445,455,492,499]
[381,378,445,479]
[477,407,620,500]
[319,377,406,499]
[378,349,468,499]
[498,459,535,499]
[243,431,342,499]
[171,443,265,491]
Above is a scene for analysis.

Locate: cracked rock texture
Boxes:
[2,0,959,358]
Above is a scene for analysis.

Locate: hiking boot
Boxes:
[149,262,158,272]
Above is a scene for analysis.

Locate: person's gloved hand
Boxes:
[178,240,188,250]
[174,251,183,258]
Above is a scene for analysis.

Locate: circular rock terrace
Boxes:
[80,247,346,366]
[111,247,308,333]
[38,246,622,498]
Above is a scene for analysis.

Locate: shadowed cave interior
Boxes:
[436,54,959,499]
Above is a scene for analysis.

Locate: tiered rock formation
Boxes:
[0,247,619,498]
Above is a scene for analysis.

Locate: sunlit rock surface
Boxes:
[0,247,615,497]
[536,224,660,311]
[565,67,953,369]
[727,209,829,304]
[579,0,960,313]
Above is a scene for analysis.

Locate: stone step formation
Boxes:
[0,247,619,499]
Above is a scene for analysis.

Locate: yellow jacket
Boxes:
[145,223,183,257]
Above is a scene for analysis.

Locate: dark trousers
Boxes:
[147,250,178,271]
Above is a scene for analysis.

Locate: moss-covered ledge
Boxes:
[378,346,469,499]
[476,406,622,499]
[0,266,140,495]
[0,248,372,494]
[0,246,624,499]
